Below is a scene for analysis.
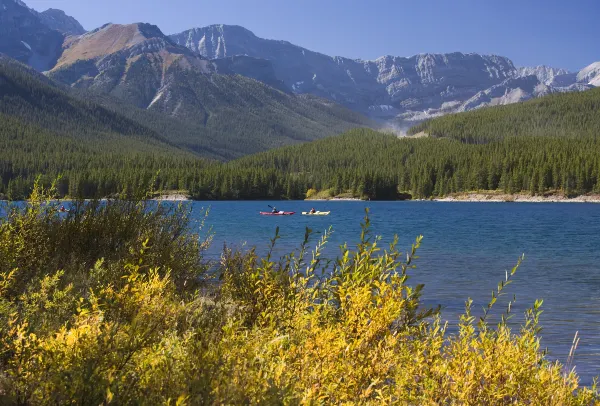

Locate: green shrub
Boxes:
[0,179,211,297]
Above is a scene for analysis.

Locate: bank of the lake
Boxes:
[434,192,600,203]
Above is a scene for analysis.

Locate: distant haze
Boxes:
[25,0,599,71]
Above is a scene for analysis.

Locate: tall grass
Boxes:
[0,182,597,404]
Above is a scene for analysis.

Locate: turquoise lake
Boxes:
[193,200,600,385]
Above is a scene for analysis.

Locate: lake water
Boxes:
[193,200,600,385]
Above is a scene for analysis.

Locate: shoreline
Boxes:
[153,193,190,202]
[432,193,600,203]
[4,193,600,204]
[306,197,364,201]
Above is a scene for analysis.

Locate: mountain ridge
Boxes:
[171,24,599,126]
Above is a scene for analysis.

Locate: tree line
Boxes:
[3,126,600,200]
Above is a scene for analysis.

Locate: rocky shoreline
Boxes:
[153,193,190,201]
[433,193,600,203]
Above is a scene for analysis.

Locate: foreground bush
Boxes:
[0,180,210,296]
[0,185,597,404]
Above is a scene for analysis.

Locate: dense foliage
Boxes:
[0,185,597,404]
[0,111,210,200]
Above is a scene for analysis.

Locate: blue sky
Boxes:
[26,0,598,71]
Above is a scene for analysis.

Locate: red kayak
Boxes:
[259,211,295,216]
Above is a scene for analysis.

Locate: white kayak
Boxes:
[302,211,331,216]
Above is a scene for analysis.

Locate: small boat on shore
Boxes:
[302,211,330,216]
[259,211,295,216]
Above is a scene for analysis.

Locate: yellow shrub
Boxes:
[0,196,597,404]
[306,188,318,199]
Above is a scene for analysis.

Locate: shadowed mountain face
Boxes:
[0,0,65,71]
[212,55,288,92]
[171,24,600,126]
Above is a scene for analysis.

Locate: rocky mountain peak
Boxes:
[53,22,182,69]
[577,62,600,86]
[169,24,295,60]
[39,8,85,35]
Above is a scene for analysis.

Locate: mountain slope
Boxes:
[0,55,188,150]
[207,88,600,199]
[577,62,600,87]
[0,54,211,199]
[48,23,371,157]
[516,66,570,85]
[3,66,600,200]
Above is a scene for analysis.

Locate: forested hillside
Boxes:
[408,87,600,142]
[0,56,209,199]
[169,88,600,200]
[188,128,600,200]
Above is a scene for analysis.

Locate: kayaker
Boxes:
[309,208,316,214]
[271,206,278,213]
[59,205,67,213]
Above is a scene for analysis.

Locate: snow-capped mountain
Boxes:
[577,62,600,87]
[170,25,516,115]
[2,0,598,129]
[458,75,594,112]
[171,24,599,125]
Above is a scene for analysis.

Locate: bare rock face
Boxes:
[171,26,516,113]
[171,24,598,125]
[46,21,370,143]
[4,1,599,129]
